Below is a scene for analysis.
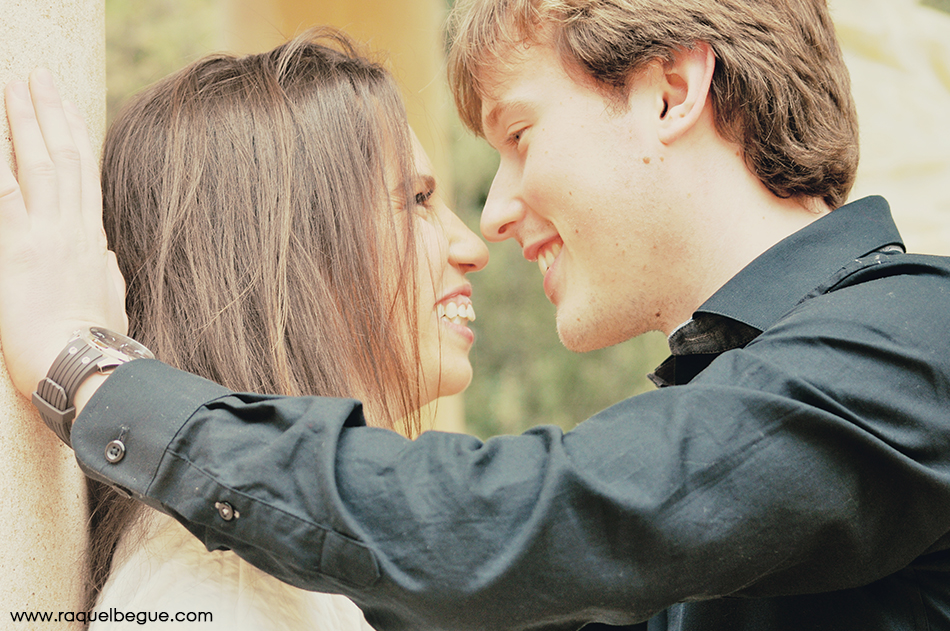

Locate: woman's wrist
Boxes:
[74,371,110,419]
[30,326,152,446]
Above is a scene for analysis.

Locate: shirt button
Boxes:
[215,501,238,521]
[104,439,126,464]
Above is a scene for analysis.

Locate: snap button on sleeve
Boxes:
[215,501,239,521]
[104,439,126,464]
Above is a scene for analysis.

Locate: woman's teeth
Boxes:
[538,242,562,275]
[437,301,476,324]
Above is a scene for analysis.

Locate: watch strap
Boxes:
[32,339,104,447]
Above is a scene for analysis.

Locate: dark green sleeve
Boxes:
[72,271,950,631]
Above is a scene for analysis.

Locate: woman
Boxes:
[87,28,487,629]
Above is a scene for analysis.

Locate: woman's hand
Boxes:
[0,69,128,400]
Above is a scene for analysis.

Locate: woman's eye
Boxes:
[414,188,434,208]
[411,176,437,214]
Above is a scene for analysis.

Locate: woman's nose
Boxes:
[447,210,489,274]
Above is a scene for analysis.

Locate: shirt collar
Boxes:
[649,196,904,388]
[695,195,904,333]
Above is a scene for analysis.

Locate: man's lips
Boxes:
[537,241,562,276]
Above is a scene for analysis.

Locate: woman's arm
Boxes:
[0,70,127,409]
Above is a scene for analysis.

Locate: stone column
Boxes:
[0,0,105,625]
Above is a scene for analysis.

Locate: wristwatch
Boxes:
[32,326,154,447]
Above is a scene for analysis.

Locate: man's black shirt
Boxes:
[76,196,950,630]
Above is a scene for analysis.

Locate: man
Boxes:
[2,1,950,630]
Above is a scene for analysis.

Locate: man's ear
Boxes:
[654,41,715,145]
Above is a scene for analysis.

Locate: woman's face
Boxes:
[392,135,489,406]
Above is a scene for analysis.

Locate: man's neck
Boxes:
[659,144,831,335]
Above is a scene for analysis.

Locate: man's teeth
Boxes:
[437,302,476,324]
[538,242,562,275]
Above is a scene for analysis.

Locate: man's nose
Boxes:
[480,163,524,243]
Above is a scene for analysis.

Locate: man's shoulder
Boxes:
[770,250,950,344]
[835,251,950,287]
[794,248,950,306]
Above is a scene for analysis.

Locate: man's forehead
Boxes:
[478,45,604,134]
[476,45,555,131]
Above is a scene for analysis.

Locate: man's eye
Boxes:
[506,128,527,147]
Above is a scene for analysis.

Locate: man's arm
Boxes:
[73,270,950,630]
[5,72,950,631]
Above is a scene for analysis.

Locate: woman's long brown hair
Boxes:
[87,27,426,610]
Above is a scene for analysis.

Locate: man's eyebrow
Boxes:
[483,99,532,134]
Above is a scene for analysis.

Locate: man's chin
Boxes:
[555,315,629,354]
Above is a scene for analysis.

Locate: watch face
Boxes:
[86,327,155,361]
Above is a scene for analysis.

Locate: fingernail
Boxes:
[62,99,79,115]
[33,67,54,86]
[8,80,29,100]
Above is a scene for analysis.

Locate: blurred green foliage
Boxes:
[922,0,950,15]
[106,0,221,122]
[105,0,670,440]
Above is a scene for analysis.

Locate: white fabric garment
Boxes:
[92,510,375,631]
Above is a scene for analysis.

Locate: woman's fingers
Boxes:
[28,68,83,224]
[0,81,36,231]
[5,72,62,221]
[3,68,85,228]
[62,98,107,248]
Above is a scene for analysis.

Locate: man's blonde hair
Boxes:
[448,0,859,209]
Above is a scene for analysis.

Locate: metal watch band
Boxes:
[32,339,104,447]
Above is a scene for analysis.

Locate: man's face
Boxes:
[480,44,698,351]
